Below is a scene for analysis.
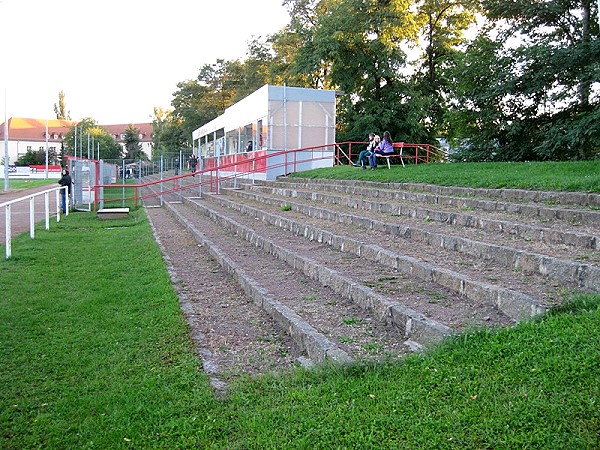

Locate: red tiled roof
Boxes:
[0,118,153,143]
[0,117,76,142]
[100,123,153,142]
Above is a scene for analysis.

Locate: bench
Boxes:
[97,207,130,220]
[377,143,406,169]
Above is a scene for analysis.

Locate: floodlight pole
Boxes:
[45,119,49,179]
[3,88,8,191]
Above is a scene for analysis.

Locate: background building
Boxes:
[0,118,153,165]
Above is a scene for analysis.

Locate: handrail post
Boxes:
[5,205,11,259]
[65,186,69,216]
[30,197,35,239]
[56,189,61,222]
[45,192,50,230]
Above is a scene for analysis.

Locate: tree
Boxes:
[62,118,123,162]
[287,0,436,142]
[15,148,43,166]
[123,124,145,161]
[53,90,71,120]
[448,0,600,161]
[151,107,189,159]
[238,37,278,98]
[412,0,479,140]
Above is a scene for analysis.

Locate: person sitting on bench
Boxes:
[355,133,378,169]
[369,131,394,169]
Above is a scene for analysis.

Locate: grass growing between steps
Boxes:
[1,207,599,448]
[294,160,600,193]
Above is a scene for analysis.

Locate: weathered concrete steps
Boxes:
[144,175,598,375]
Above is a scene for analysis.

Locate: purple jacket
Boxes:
[378,139,394,154]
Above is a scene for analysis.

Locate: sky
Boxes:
[0,0,291,125]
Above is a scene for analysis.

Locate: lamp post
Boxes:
[3,88,8,192]
[45,119,49,179]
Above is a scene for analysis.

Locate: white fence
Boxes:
[1,186,68,259]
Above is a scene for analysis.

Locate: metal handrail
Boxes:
[95,144,337,208]
[1,185,68,259]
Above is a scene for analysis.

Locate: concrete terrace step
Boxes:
[142,176,598,376]
[257,178,600,228]
[268,178,600,208]
[243,183,599,251]
[154,197,422,367]
[220,186,600,293]
[162,201,355,365]
[181,196,456,344]
[203,191,548,320]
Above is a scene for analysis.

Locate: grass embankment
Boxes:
[295,160,600,193]
[1,162,599,448]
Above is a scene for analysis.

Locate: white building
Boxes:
[192,84,338,180]
[0,117,154,166]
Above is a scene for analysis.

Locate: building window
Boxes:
[27,146,32,151]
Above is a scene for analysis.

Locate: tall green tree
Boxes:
[53,90,71,120]
[123,124,145,161]
[448,0,600,160]
[238,37,278,98]
[151,107,189,159]
[288,0,433,142]
[412,0,479,140]
[62,118,123,162]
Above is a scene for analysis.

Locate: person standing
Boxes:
[189,154,198,177]
[58,168,72,213]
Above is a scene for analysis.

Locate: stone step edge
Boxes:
[226,187,599,293]
[257,179,600,227]
[162,201,353,366]
[205,192,547,322]
[183,197,457,346]
[244,184,598,251]
[273,177,600,208]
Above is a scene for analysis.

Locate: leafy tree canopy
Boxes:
[162,0,598,162]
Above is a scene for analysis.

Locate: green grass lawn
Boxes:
[2,178,58,191]
[296,160,600,193]
[1,162,599,448]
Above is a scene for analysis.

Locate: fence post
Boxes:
[5,205,11,259]
[45,192,50,230]
[29,198,35,239]
[55,189,61,221]
[98,160,104,211]
[160,155,164,207]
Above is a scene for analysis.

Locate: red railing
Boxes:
[94,144,336,209]
[94,141,446,209]
[335,141,447,165]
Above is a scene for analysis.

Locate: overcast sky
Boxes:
[0,0,290,124]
